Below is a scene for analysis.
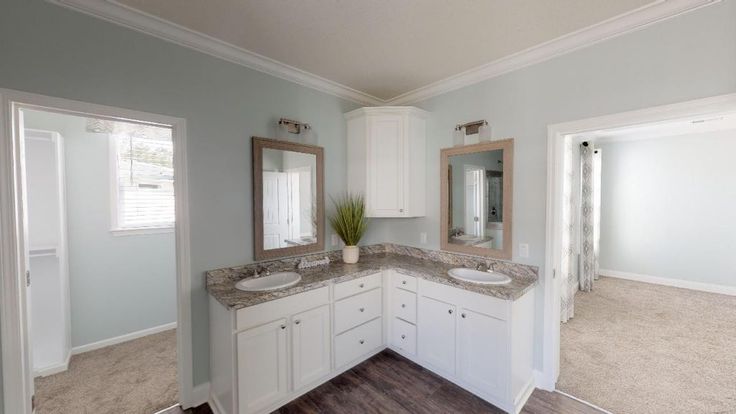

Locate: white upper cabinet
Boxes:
[345,107,427,217]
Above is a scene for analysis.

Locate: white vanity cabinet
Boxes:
[345,106,427,217]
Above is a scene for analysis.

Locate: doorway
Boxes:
[0,89,194,414]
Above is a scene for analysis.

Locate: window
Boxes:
[109,121,174,233]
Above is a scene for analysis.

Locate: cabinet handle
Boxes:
[295,320,301,325]
[448,309,453,314]
[401,334,406,339]
[401,304,405,308]
[461,313,466,319]
[359,307,365,312]
[280,325,286,330]
[402,280,407,285]
[359,339,365,345]
[359,283,364,288]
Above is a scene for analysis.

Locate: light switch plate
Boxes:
[331,234,339,247]
[420,232,427,244]
[519,243,529,258]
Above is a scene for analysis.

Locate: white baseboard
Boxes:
[554,390,614,414]
[72,321,177,355]
[190,382,210,408]
[600,269,736,296]
[34,350,72,377]
[208,393,226,414]
[533,369,555,392]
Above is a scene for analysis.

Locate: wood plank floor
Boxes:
[166,349,602,414]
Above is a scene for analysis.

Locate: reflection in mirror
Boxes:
[261,148,317,250]
[253,137,324,260]
[448,149,504,250]
[441,139,512,259]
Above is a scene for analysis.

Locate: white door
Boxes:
[237,319,288,414]
[418,295,456,374]
[458,308,506,399]
[262,171,289,249]
[367,115,404,217]
[291,305,331,390]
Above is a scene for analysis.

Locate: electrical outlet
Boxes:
[420,232,428,244]
[519,243,529,258]
[331,234,339,247]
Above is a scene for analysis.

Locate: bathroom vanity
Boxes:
[206,247,537,414]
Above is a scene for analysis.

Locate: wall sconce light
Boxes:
[276,118,315,144]
[452,119,492,146]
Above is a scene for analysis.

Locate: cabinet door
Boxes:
[458,308,506,399]
[292,305,331,390]
[237,319,288,414]
[417,295,456,374]
[367,115,405,217]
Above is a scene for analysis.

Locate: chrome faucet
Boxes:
[255,265,270,276]
[475,263,489,272]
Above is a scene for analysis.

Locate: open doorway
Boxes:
[545,96,736,414]
[0,89,193,414]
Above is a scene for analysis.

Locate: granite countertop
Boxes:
[206,252,537,310]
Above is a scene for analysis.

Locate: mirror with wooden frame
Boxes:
[253,137,324,260]
[441,139,513,259]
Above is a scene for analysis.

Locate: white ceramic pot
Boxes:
[342,246,360,264]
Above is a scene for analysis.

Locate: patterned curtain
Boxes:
[560,139,580,322]
[579,144,601,292]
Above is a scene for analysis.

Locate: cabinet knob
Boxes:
[359,283,364,288]
[295,320,301,325]
[401,304,405,308]
[401,334,406,339]
[402,280,407,285]
[359,339,365,345]
[359,307,365,312]
[448,309,453,314]
[399,209,404,213]
[461,313,466,319]
[280,325,286,330]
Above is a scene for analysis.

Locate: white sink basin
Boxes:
[448,268,511,285]
[236,272,302,292]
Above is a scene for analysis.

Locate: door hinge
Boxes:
[552,269,556,279]
[26,270,31,286]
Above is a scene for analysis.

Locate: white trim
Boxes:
[71,321,177,355]
[208,393,226,414]
[0,88,196,413]
[110,226,175,237]
[44,0,719,106]
[554,390,614,414]
[45,0,383,106]
[383,0,720,104]
[542,93,736,393]
[599,269,736,296]
[33,351,71,378]
[190,382,211,408]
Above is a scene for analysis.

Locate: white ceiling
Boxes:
[115,0,657,101]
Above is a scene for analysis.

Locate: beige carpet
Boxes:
[35,329,178,414]
[558,277,736,414]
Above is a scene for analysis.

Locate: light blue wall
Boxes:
[0,0,360,397]
[598,130,736,287]
[371,1,736,367]
[23,109,178,347]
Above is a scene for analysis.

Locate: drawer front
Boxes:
[334,288,382,334]
[334,317,383,368]
[236,286,329,331]
[392,288,416,324]
[334,272,382,300]
[392,272,417,292]
[392,318,416,355]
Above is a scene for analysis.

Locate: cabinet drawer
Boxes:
[392,318,416,355]
[236,286,329,331]
[334,318,383,368]
[392,272,417,292]
[392,288,416,324]
[334,288,382,334]
[334,272,382,300]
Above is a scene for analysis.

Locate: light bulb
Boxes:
[276,121,289,140]
[452,126,465,146]
[478,122,492,142]
[302,125,316,145]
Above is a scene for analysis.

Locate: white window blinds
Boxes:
[112,125,174,230]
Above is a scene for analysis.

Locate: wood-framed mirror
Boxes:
[441,139,513,259]
[253,137,324,260]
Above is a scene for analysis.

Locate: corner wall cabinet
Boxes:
[345,106,427,217]
[209,270,535,414]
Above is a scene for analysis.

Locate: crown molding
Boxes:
[47,0,719,107]
[46,0,384,106]
[384,0,721,105]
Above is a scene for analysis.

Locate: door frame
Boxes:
[539,92,736,391]
[0,88,195,413]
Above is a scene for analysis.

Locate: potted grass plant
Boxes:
[329,193,367,264]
